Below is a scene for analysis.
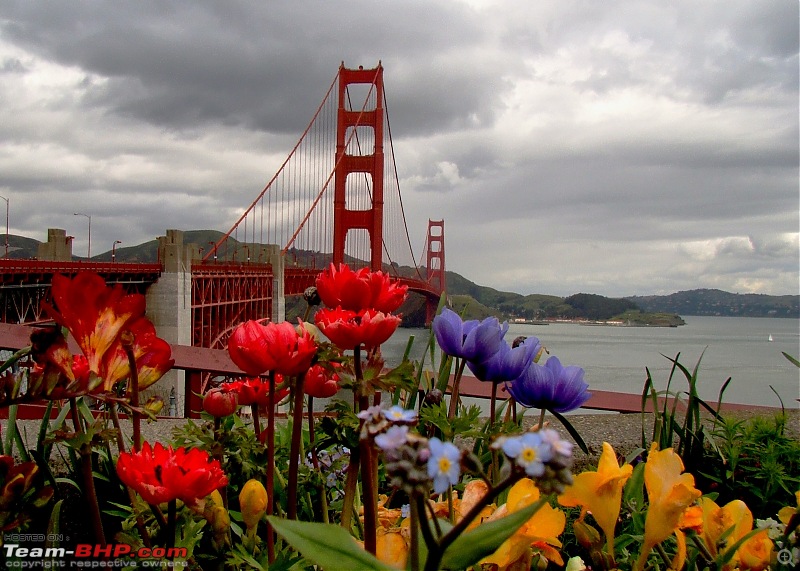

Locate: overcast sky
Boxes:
[0,1,797,297]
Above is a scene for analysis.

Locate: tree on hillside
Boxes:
[564,293,639,320]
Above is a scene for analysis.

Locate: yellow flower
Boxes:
[239,479,268,532]
[482,478,566,570]
[634,443,701,571]
[777,490,800,526]
[376,527,408,569]
[696,497,773,571]
[558,442,632,555]
[679,504,704,534]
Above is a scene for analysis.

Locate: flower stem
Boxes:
[287,373,306,520]
[409,495,421,571]
[538,407,546,430]
[121,333,141,452]
[308,396,330,524]
[447,359,467,419]
[340,453,360,532]
[415,493,438,550]
[70,398,106,547]
[167,499,177,551]
[212,416,228,510]
[251,403,261,440]
[354,345,377,556]
[109,406,151,547]
[265,371,276,563]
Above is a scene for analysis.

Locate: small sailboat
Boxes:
[768,334,774,342]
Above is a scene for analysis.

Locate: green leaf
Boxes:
[267,517,397,571]
[623,462,646,512]
[440,497,547,570]
[782,352,800,368]
[45,499,63,564]
[717,527,765,567]
[549,409,588,454]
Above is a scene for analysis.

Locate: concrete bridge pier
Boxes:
[36,229,74,261]
[146,230,194,412]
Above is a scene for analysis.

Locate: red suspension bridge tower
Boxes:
[333,64,385,271]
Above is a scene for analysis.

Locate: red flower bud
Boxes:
[304,363,340,398]
[203,387,238,417]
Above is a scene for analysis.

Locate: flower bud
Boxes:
[239,479,268,531]
[203,387,238,417]
[303,286,322,307]
[573,519,603,550]
[143,395,165,417]
[423,388,443,407]
[207,505,230,547]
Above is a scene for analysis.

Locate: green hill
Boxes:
[627,289,799,318]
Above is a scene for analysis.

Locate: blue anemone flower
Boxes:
[506,356,591,413]
[432,308,506,362]
[467,336,541,383]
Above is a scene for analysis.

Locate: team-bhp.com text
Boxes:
[4,544,188,568]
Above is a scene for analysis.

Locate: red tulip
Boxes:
[364,270,408,313]
[228,320,317,377]
[315,263,407,313]
[314,308,401,350]
[315,264,372,311]
[304,363,340,398]
[225,377,288,407]
[116,442,228,507]
[203,387,239,417]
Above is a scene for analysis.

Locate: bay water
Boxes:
[382,316,800,410]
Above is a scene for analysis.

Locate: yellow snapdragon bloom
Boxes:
[558,442,632,556]
[634,443,701,571]
[482,478,566,570]
[697,497,773,571]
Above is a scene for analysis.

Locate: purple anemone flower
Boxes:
[432,307,507,362]
[467,336,541,383]
[506,356,591,413]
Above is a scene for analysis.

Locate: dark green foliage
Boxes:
[563,293,638,321]
[699,414,800,519]
[628,288,799,318]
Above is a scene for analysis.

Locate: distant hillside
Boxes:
[3,235,41,259]
[437,272,683,326]
[627,289,799,318]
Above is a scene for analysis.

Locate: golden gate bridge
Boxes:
[0,63,446,354]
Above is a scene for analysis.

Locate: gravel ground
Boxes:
[5,408,797,474]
